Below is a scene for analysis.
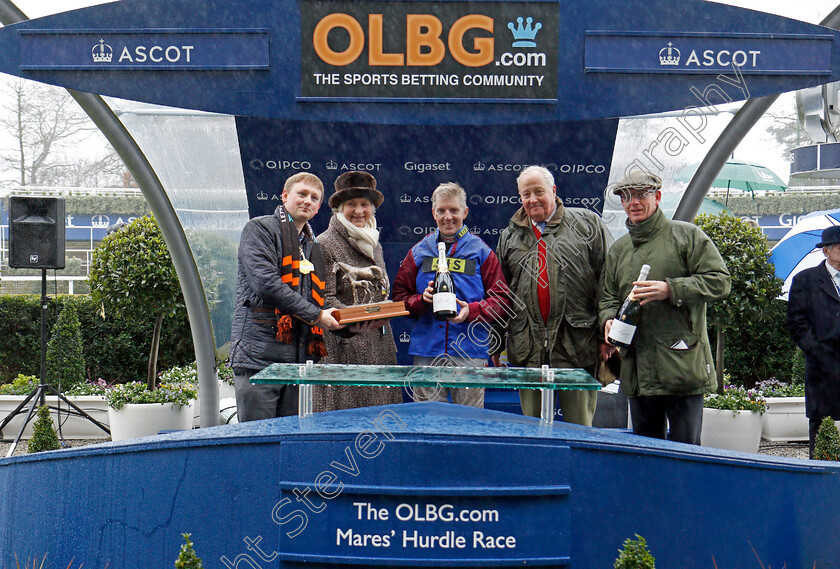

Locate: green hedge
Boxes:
[64,195,151,216]
[710,193,840,216]
[0,295,193,384]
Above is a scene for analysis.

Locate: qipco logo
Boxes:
[312,14,495,67]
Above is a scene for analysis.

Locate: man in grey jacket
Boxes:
[600,171,730,444]
[230,172,343,421]
[494,166,613,425]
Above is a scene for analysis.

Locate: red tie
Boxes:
[532,223,550,324]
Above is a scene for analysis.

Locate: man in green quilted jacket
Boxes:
[600,170,730,445]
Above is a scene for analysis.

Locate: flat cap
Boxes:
[612,171,663,194]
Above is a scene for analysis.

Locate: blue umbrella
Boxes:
[769,207,840,300]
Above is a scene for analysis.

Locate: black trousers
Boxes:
[629,394,704,445]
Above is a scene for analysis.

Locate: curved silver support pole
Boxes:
[674,5,840,222]
[0,1,219,427]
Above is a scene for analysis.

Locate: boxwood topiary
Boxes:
[815,417,840,462]
[614,534,655,569]
[28,405,60,453]
[46,302,86,390]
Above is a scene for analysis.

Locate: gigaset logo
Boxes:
[312,14,495,67]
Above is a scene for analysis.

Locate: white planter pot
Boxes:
[108,401,195,442]
[762,396,808,442]
[701,408,763,453]
[0,395,109,440]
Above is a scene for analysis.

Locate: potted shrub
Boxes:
[175,533,204,568]
[814,417,840,461]
[701,384,766,453]
[695,213,792,390]
[106,381,196,441]
[756,378,807,442]
[88,216,193,440]
[614,534,655,569]
[27,405,60,453]
[156,361,234,427]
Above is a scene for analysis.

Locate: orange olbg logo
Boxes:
[313,13,494,67]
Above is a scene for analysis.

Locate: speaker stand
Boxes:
[0,269,110,457]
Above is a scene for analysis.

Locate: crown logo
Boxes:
[91,214,110,228]
[91,39,113,63]
[470,226,481,234]
[399,331,410,343]
[508,17,541,48]
[326,160,338,170]
[400,193,412,203]
[473,161,486,172]
[256,191,268,200]
[659,42,680,66]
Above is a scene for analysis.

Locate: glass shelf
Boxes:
[251,363,600,390]
[251,363,600,424]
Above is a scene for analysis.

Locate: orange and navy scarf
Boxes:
[275,204,327,358]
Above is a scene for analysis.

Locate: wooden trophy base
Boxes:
[335,301,409,324]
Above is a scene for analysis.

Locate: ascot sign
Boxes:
[3,0,840,121]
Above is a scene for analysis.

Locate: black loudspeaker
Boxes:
[8,196,65,269]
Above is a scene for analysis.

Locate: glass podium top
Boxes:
[251,363,600,390]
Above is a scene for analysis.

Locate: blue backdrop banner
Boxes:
[235,117,618,363]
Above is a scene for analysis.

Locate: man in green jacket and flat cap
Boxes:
[600,171,730,445]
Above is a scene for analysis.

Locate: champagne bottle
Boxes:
[432,242,458,320]
[607,264,651,349]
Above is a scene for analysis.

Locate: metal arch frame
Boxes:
[674,5,840,221]
[0,0,219,427]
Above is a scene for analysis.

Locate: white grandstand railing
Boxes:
[706,187,840,198]
[0,185,143,198]
[0,275,88,294]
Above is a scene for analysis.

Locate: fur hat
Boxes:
[329,171,384,209]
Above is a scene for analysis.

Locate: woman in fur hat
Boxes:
[314,171,402,412]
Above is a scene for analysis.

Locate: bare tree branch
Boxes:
[0,78,126,187]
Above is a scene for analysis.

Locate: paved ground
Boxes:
[0,437,813,459]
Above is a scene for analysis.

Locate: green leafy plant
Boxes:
[0,374,39,395]
[695,212,795,389]
[175,533,203,568]
[704,384,766,414]
[755,378,805,398]
[614,534,655,569]
[27,405,60,453]
[105,381,196,411]
[814,417,840,461]
[159,360,235,387]
[218,359,234,387]
[65,378,112,397]
[0,295,193,386]
[88,215,185,391]
[46,302,86,391]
